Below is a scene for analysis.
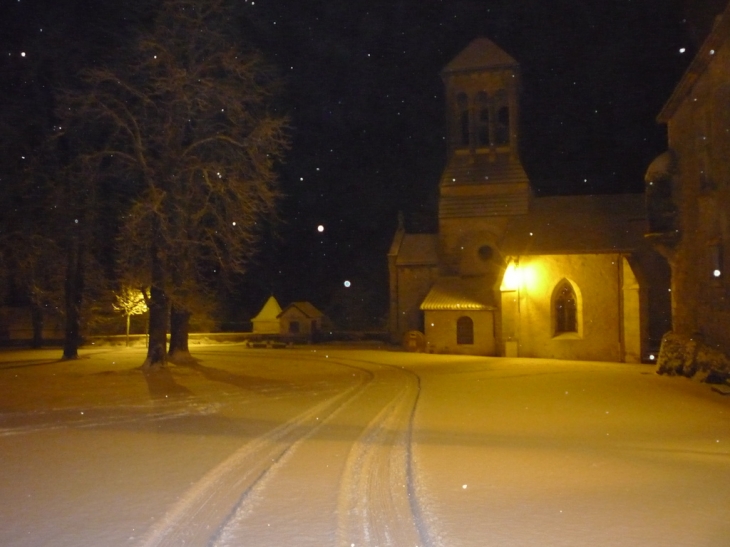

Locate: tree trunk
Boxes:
[30,303,44,349]
[63,237,84,359]
[126,314,131,347]
[143,247,168,369]
[168,305,192,363]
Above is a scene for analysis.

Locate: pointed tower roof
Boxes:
[252,295,282,322]
[441,38,518,74]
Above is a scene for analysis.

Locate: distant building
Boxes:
[278,302,328,337]
[389,38,671,361]
[251,295,283,334]
[648,1,730,375]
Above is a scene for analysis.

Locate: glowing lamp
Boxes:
[501,261,520,291]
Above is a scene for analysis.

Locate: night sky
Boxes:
[1,0,723,328]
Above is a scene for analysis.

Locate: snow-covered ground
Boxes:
[0,345,728,546]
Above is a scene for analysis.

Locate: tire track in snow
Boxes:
[209,355,432,547]
[137,359,373,547]
[334,361,430,547]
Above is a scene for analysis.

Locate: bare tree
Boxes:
[113,287,148,347]
[45,146,114,359]
[58,0,288,368]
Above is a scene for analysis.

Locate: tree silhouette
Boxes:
[113,287,148,347]
[0,0,156,357]
[58,0,289,368]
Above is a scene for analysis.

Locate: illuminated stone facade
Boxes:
[389,38,671,361]
[649,3,730,375]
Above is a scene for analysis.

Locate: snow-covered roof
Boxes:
[278,301,325,320]
[251,296,282,322]
[644,150,677,183]
[421,277,496,311]
[498,193,648,255]
[441,153,530,188]
[395,234,439,266]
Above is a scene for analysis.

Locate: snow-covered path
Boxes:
[139,353,425,547]
[0,345,728,546]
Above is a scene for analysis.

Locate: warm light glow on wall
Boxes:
[520,262,541,292]
[500,258,550,293]
[514,259,548,293]
[501,261,520,291]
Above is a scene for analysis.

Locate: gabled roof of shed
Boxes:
[278,301,325,319]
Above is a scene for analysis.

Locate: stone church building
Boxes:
[388,38,671,362]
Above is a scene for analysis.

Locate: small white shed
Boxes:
[251,296,282,334]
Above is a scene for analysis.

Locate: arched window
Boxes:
[553,280,577,334]
[476,91,490,146]
[456,316,474,345]
[457,93,470,147]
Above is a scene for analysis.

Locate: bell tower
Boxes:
[438,38,531,275]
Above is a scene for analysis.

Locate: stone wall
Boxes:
[423,309,496,356]
[510,253,631,362]
[392,264,439,338]
[660,18,730,361]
